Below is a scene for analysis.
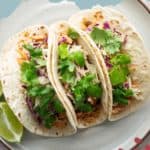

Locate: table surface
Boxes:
[0,0,150,149]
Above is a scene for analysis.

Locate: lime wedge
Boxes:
[0,102,23,142]
[0,82,3,97]
[0,82,4,102]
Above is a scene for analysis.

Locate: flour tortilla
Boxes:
[47,21,108,128]
[69,6,150,121]
[0,25,77,136]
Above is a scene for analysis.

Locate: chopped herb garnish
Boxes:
[23,44,42,57]
[75,102,93,112]
[28,85,55,98]
[68,28,80,40]
[90,27,121,54]
[58,43,68,59]
[59,59,75,84]
[110,54,131,65]
[69,51,85,67]
[20,44,65,128]
[109,66,127,86]
[72,74,102,112]
[21,61,39,86]
[53,99,65,113]
[113,85,133,105]
[87,84,102,98]
[58,42,102,113]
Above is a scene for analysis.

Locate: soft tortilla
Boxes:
[0,25,77,136]
[69,6,150,121]
[47,21,107,128]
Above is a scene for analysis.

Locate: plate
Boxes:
[0,0,150,150]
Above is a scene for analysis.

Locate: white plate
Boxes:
[0,0,150,149]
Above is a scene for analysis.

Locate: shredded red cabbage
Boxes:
[26,96,42,124]
[123,82,129,89]
[58,36,67,45]
[103,21,110,29]
[104,56,113,69]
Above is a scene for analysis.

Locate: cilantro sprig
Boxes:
[113,85,133,105]
[23,44,42,58]
[58,43,85,84]
[109,54,131,86]
[68,28,80,40]
[90,27,121,54]
[71,74,102,112]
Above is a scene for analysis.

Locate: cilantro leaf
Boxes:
[23,44,42,57]
[59,59,75,84]
[72,85,85,102]
[69,51,85,67]
[58,44,68,59]
[35,106,56,128]
[53,99,65,113]
[87,83,102,98]
[90,27,121,54]
[28,85,54,98]
[109,66,127,86]
[123,89,133,97]
[61,71,75,84]
[59,59,74,73]
[78,74,95,89]
[71,74,102,112]
[111,54,131,65]
[44,115,56,128]
[21,61,39,86]
[39,96,52,109]
[68,28,80,40]
[75,102,93,112]
[90,27,107,45]
[35,58,46,68]
[113,86,133,105]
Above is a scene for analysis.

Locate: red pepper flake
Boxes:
[134,137,142,144]
[145,144,150,150]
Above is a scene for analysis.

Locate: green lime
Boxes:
[0,82,4,102]
[0,102,23,142]
[0,82,3,97]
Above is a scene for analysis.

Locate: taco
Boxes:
[47,21,108,128]
[0,25,77,136]
[69,6,150,120]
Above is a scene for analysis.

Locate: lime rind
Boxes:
[0,102,23,142]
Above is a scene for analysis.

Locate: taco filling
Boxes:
[57,27,103,122]
[17,26,68,129]
[80,11,139,114]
